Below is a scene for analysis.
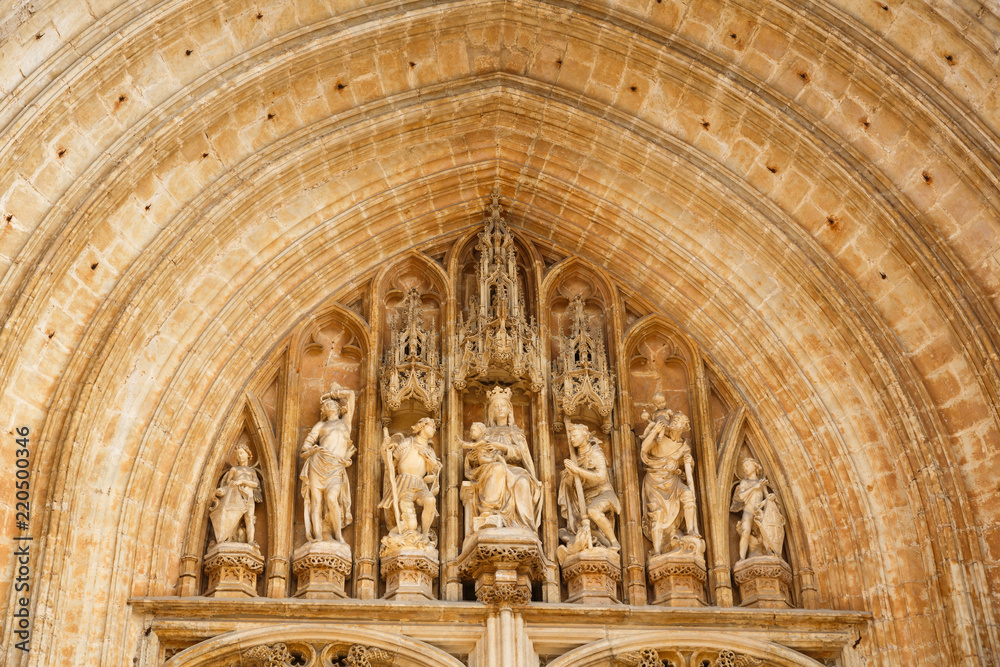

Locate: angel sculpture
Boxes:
[730,457,786,560]
[209,442,262,545]
[379,417,442,547]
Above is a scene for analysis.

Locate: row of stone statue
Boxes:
[204,383,790,607]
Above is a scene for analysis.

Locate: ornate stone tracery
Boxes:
[454,189,543,393]
[552,295,615,433]
[176,194,834,666]
[380,288,444,422]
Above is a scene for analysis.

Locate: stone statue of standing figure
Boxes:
[557,420,621,556]
[300,384,356,544]
[380,417,442,547]
[209,441,262,545]
[639,405,701,556]
[731,457,786,560]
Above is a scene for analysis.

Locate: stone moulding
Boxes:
[292,542,353,599]
[560,547,622,605]
[733,555,793,609]
[203,542,264,598]
[380,547,439,601]
[456,527,548,607]
[647,551,708,607]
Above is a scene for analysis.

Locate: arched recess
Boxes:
[715,407,810,607]
[178,389,282,596]
[162,623,466,667]
[545,631,824,667]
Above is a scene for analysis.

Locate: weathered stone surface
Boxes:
[2,1,1000,665]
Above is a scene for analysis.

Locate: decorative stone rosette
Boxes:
[292,541,353,599]
[733,554,793,608]
[203,541,264,598]
[456,527,547,607]
[560,547,621,605]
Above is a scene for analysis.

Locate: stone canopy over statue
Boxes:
[459,386,542,534]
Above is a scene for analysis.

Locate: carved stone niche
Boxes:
[456,528,547,607]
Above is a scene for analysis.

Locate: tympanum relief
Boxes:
[190,189,807,619]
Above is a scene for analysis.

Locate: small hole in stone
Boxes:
[201,152,209,158]
[629,85,637,92]
[91,262,99,270]
[879,271,887,280]
[798,71,809,82]
[266,112,275,120]
[827,216,837,227]
[409,61,416,68]
[185,49,193,56]
[880,3,888,10]
[256,11,263,18]
[118,94,127,103]
[656,0,661,4]
[336,82,346,90]
[922,171,933,184]
[730,33,737,39]
[4,214,12,222]
[47,331,54,339]
[35,32,43,40]
[766,164,778,174]
[556,59,563,66]
[861,118,870,129]
[945,54,955,64]
[701,120,710,129]
[144,204,152,211]
[57,148,67,158]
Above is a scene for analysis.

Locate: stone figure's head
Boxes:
[741,457,763,479]
[486,386,515,426]
[412,417,436,439]
[231,442,253,467]
[319,396,342,420]
[566,422,590,448]
[651,391,667,410]
[469,422,487,440]
[667,411,690,437]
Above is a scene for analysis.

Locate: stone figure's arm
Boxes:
[301,423,322,456]
[339,388,356,426]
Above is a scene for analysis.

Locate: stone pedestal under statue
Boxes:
[380,539,438,601]
[647,536,707,607]
[559,547,621,605]
[203,542,264,598]
[292,541,352,599]
[734,554,792,608]
[457,527,546,607]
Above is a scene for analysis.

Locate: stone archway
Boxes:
[545,630,825,667]
[162,624,466,667]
